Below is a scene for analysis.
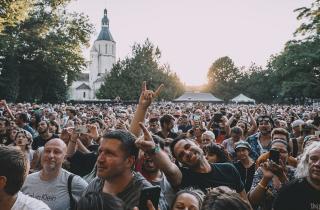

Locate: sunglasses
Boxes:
[257,117,271,123]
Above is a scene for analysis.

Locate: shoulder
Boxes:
[12,192,50,210]
[246,133,259,141]
[85,177,104,193]
[25,171,41,182]
[133,172,153,188]
[61,169,88,187]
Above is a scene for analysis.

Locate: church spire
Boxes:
[96,8,114,42]
[101,9,109,27]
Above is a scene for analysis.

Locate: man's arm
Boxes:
[136,122,182,188]
[1,100,15,120]
[130,82,163,137]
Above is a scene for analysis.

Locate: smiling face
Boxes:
[173,139,204,168]
[41,139,66,172]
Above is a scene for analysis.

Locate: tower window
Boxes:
[105,44,108,54]
[112,45,114,54]
[83,92,86,98]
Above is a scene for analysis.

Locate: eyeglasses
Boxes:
[257,117,271,122]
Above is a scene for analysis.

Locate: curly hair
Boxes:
[202,142,231,163]
[295,141,320,179]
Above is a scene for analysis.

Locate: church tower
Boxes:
[89,9,116,97]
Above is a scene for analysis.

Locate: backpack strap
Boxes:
[291,138,298,157]
[68,174,76,210]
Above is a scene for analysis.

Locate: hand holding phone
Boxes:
[269,149,280,165]
[75,125,88,134]
[138,186,161,210]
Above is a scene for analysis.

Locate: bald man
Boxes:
[21,139,88,210]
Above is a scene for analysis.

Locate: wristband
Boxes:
[258,183,267,190]
[146,144,160,155]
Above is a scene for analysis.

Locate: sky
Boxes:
[68,0,312,86]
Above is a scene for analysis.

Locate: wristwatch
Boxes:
[146,144,160,155]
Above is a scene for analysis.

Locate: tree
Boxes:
[97,39,185,101]
[206,56,241,101]
[267,37,320,103]
[0,0,34,32]
[0,0,93,102]
[294,0,320,36]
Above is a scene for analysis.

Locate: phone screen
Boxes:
[269,149,280,164]
[138,186,161,210]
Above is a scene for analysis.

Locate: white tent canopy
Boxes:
[174,92,223,103]
[231,94,255,104]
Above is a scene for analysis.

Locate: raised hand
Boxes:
[139,81,164,109]
[135,122,156,153]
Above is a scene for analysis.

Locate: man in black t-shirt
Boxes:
[32,120,58,150]
[273,141,320,210]
[135,124,248,201]
[155,114,178,139]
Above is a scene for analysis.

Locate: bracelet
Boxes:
[258,183,267,190]
[146,144,160,156]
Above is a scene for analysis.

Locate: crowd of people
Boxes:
[0,82,320,210]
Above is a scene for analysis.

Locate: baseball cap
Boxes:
[235,140,251,151]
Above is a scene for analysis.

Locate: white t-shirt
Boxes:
[11,192,50,210]
[21,169,88,210]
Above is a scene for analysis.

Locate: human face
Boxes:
[10,129,18,141]
[236,148,250,161]
[165,119,175,131]
[38,121,48,134]
[271,142,288,164]
[15,133,29,147]
[231,132,242,142]
[258,120,272,135]
[308,148,320,184]
[201,134,212,146]
[172,192,200,210]
[97,139,131,180]
[0,120,6,132]
[48,123,57,134]
[237,122,246,132]
[148,122,159,134]
[174,140,204,168]
[205,152,218,164]
[142,152,158,173]
[41,140,66,172]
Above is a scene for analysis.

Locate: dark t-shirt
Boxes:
[155,131,178,139]
[233,161,255,192]
[180,163,244,194]
[32,134,59,150]
[273,177,320,210]
[68,144,99,177]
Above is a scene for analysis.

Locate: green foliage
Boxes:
[294,0,320,36]
[0,0,93,102]
[97,39,185,101]
[0,0,34,32]
[206,56,241,101]
[267,37,320,103]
